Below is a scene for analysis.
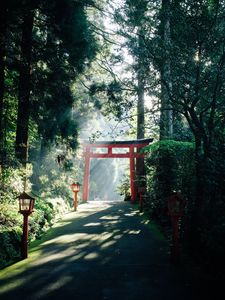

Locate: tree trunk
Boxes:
[136,31,146,197]
[189,133,207,245]
[160,0,173,140]
[0,4,7,166]
[137,50,145,139]
[15,9,34,165]
[194,135,204,211]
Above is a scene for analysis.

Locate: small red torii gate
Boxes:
[82,138,153,202]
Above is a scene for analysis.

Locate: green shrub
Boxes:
[0,227,22,269]
[0,195,71,268]
[0,151,75,269]
[143,140,225,274]
[143,140,195,221]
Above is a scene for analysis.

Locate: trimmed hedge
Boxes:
[143,140,195,223]
[143,140,225,274]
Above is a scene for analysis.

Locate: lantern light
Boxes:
[18,192,35,214]
[71,182,81,193]
[71,182,81,211]
[17,192,35,259]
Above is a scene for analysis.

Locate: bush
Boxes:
[0,149,75,269]
[143,140,225,275]
[0,195,71,269]
[143,140,195,224]
[0,228,22,268]
[29,196,71,240]
[0,203,23,269]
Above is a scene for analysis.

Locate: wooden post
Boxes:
[168,192,185,264]
[83,146,90,202]
[130,146,136,202]
[170,216,180,263]
[22,213,29,259]
[73,192,78,211]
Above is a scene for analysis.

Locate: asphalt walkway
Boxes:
[0,201,218,300]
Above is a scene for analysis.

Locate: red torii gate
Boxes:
[82,138,153,202]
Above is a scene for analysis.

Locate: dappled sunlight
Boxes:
[104,220,120,226]
[75,242,90,249]
[42,233,90,246]
[0,249,41,281]
[100,232,114,240]
[124,211,138,217]
[67,252,87,262]
[113,234,123,240]
[112,228,121,234]
[127,230,141,235]
[122,229,130,234]
[0,201,169,299]
[84,222,102,227]
[0,277,29,294]
[30,248,79,266]
[84,252,100,260]
[100,240,117,249]
[89,235,102,242]
[141,219,150,225]
[53,221,72,228]
[32,276,73,299]
[81,201,113,208]
[100,215,120,220]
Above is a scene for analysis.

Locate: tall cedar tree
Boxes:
[13,0,97,163]
[15,5,34,164]
[159,0,173,139]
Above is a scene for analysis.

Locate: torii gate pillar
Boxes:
[129,146,136,201]
[83,146,90,201]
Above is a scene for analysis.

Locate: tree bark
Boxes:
[0,4,7,166]
[137,35,145,140]
[136,31,146,191]
[15,9,34,165]
[160,0,173,140]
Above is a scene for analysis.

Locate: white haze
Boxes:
[78,110,130,201]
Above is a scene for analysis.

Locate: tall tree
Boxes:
[15,5,34,164]
[159,0,173,139]
[126,1,149,188]
[0,3,7,165]
[14,0,98,164]
[155,0,225,234]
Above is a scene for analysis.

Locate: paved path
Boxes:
[0,201,216,300]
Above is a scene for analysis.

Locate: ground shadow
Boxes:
[0,201,221,300]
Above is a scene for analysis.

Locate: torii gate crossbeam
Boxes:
[82,138,153,202]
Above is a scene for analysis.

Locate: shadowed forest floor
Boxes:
[0,201,222,300]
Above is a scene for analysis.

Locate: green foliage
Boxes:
[0,202,23,269]
[30,143,81,206]
[1,0,225,276]
[89,80,129,119]
[0,228,22,269]
[144,140,225,271]
[193,147,225,267]
[0,158,76,268]
[0,166,31,204]
[143,140,195,223]
[29,197,70,240]
[0,194,71,269]
[50,0,97,72]
[117,175,130,196]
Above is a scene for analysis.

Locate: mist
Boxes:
[79,110,130,201]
